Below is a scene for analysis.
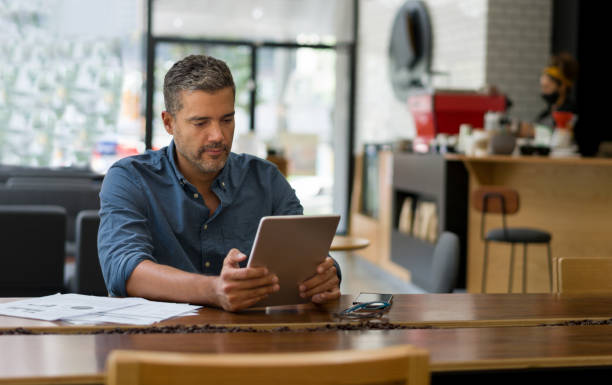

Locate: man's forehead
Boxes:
[175,88,234,113]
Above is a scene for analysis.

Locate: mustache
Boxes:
[197,143,228,157]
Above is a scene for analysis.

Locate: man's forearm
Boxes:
[125,260,219,306]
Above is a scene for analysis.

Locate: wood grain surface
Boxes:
[330,235,371,251]
[3,294,612,332]
[457,155,612,293]
[3,325,612,384]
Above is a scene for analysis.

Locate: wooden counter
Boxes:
[449,154,612,293]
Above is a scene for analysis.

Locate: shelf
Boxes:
[391,153,468,290]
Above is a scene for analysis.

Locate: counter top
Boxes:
[445,154,612,166]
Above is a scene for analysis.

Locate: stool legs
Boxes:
[484,241,551,293]
[482,241,489,293]
[522,243,528,293]
[508,243,515,293]
[547,242,553,292]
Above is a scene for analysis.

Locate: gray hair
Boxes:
[163,55,235,115]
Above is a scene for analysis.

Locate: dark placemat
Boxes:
[0,321,432,335]
[540,318,612,327]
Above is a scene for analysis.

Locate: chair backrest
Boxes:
[0,205,66,296]
[0,182,100,242]
[557,257,612,294]
[428,232,460,293]
[106,345,429,385]
[72,210,107,296]
[5,176,100,188]
[471,186,519,214]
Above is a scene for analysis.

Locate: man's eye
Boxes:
[223,118,234,123]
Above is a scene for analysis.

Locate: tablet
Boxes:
[246,215,340,307]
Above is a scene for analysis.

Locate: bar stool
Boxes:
[473,186,553,293]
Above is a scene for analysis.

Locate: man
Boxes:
[98,55,340,311]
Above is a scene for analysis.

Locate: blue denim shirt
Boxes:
[98,141,309,297]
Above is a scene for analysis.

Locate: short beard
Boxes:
[191,143,229,173]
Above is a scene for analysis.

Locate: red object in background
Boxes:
[408,91,506,150]
[552,111,574,129]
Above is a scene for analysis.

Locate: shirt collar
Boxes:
[167,140,233,200]
[167,140,189,187]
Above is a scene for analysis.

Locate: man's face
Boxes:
[163,87,235,175]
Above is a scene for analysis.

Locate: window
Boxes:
[0,0,145,172]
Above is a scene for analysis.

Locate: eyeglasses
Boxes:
[335,301,392,320]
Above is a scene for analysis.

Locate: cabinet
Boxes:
[391,153,468,289]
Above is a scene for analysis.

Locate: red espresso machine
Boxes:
[408,90,507,152]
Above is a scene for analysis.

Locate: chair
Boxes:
[106,345,429,385]
[428,232,460,293]
[0,180,100,256]
[0,205,66,296]
[67,210,107,295]
[409,232,460,293]
[473,186,553,293]
[557,257,612,294]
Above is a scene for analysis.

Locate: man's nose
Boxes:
[207,121,224,142]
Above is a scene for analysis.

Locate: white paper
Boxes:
[63,300,201,325]
[0,294,145,321]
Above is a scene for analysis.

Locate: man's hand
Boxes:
[213,249,279,311]
[299,257,340,304]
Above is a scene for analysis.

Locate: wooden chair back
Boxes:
[106,345,429,385]
[557,257,612,294]
[471,186,519,214]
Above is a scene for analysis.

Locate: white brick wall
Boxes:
[356,0,552,147]
[428,0,488,90]
[486,0,552,122]
[355,0,415,150]
[356,0,488,150]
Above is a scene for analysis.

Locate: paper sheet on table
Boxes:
[0,294,145,321]
[63,300,202,325]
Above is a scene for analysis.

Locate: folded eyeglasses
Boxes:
[335,301,392,320]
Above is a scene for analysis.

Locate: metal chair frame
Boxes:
[480,192,552,293]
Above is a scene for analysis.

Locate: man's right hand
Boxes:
[213,248,279,311]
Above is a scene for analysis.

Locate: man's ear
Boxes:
[161,111,174,135]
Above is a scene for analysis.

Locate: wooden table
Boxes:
[3,294,612,332]
[330,235,371,251]
[3,294,612,384]
[2,325,612,384]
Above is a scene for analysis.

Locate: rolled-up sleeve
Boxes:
[98,165,156,297]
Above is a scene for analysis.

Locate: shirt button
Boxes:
[205,261,211,268]
[221,182,225,188]
[203,224,208,230]
[193,193,199,198]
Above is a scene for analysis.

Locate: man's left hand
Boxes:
[299,257,340,304]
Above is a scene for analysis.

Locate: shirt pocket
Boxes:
[222,219,258,257]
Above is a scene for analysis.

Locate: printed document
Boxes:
[0,294,201,324]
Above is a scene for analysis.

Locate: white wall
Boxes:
[486,0,552,122]
[355,0,552,150]
[355,0,415,151]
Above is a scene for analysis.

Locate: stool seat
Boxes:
[486,227,551,243]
